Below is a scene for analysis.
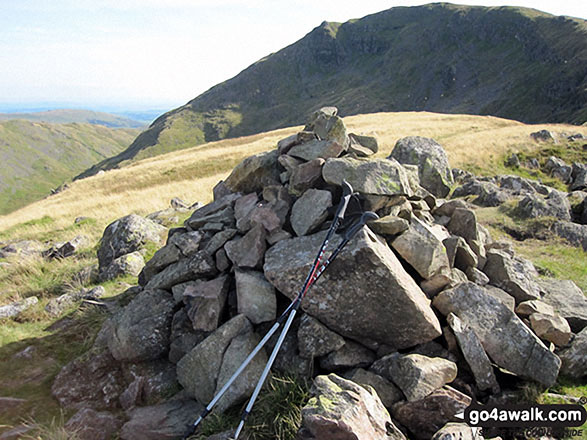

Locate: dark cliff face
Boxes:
[79,3,587,176]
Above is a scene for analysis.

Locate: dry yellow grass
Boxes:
[0,111,585,238]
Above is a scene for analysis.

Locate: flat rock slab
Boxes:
[297,314,345,359]
[235,269,277,324]
[433,282,561,387]
[290,188,332,237]
[264,228,442,349]
[298,374,406,440]
[483,250,540,302]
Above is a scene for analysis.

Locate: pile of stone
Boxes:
[51,108,587,440]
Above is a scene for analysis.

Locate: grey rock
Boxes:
[45,287,105,317]
[544,156,573,182]
[369,215,409,236]
[432,282,561,386]
[570,163,587,191]
[185,194,240,230]
[465,266,490,285]
[97,214,165,273]
[120,399,202,440]
[515,300,555,317]
[434,199,469,217]
[297,314,345,359]
[144,251,217,291]
[170,197,190,210]
[447,313,499,393]
[516,191,571,221]
[319,340,376,371]
[484,285,516,311]
[182,275,230,332]
[212,180,232,201]
[234,193,259,233]
[530,129,555,142]
[0,240,44,259]
[65,408,122,440]
[139,244,182,285]
[552,220,587,250]
[290,189,332,237]
[99,251,145,282]
[43,235,89,260]
[539,278,587,332]
[177,315,267,412]
[108,289,175,362]
[392,386,472,440]
[298,374,406,440]
[392,215,450,279]
[264,228,442,349]
[389,136,454,198]
[288,139,345,161]
[224,224,267,269]
[0,296,38,319]
[235,269,277,324]
[420,268,467,298]
[305,110,349,148]
[443,236,478,271]
[387,353,458,401]
[558,327,587,378]
[168,231,203,257]
[52,349,125,410]
[288,158,325,196]
[446,208,486,268]
[453,180,509,207]
[348,133,378,157]
[215,248,231,272]
[266,317,313,378]
[202,229,238,255]
[277,133,300,154]
[530,313,572,347]
[483,250,540,302]
[344,368,403,407]
[146,208,180,227]
[322,157,413,196]
[224,149,281,193]
[505,153,521,168]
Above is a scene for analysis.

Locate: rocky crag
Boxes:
[23,108,587,440]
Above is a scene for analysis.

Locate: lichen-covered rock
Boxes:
[97,214,165,273]
[288,139,345,161]
[389,136,454,198]
[0,296,38,319]
[431,422,483,440]
[99,251,145,282]
[298,374,406,440]
[108,289,175,362]
[322,157,413,196]
[264,228,442,349]
[433,282,561,386]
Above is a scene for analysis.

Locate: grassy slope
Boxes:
[0,120,140,215]
[0,112,585,436]
[77,4,587,177]
[0,109,145,128]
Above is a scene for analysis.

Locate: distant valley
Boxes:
[0,109,145,128]
[0,120,139,214]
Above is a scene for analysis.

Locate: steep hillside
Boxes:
[0,109,144,128]
[78,3,587,178]
[0,120,139,214]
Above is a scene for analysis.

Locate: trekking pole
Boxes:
[182,181,355,439]
[231,210,378,440]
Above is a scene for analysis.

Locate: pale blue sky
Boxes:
[1,0,585,111]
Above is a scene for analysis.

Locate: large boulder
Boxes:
[297,374,406,440]
[97,214,166,273]
[264,228,442,349]
[432,282,561,386]
[515,191,571,221]
[322,157,413,196]
[176,315,267,413]
[558,327,587,378]
[108,289,175,362]
[389,136,454,198]
[483,250,541,302]
[224,150,281,193]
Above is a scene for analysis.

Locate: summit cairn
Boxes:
[50,107,585,440]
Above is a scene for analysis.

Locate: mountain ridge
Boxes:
[0,109,145,128]
[76,3,587,179]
